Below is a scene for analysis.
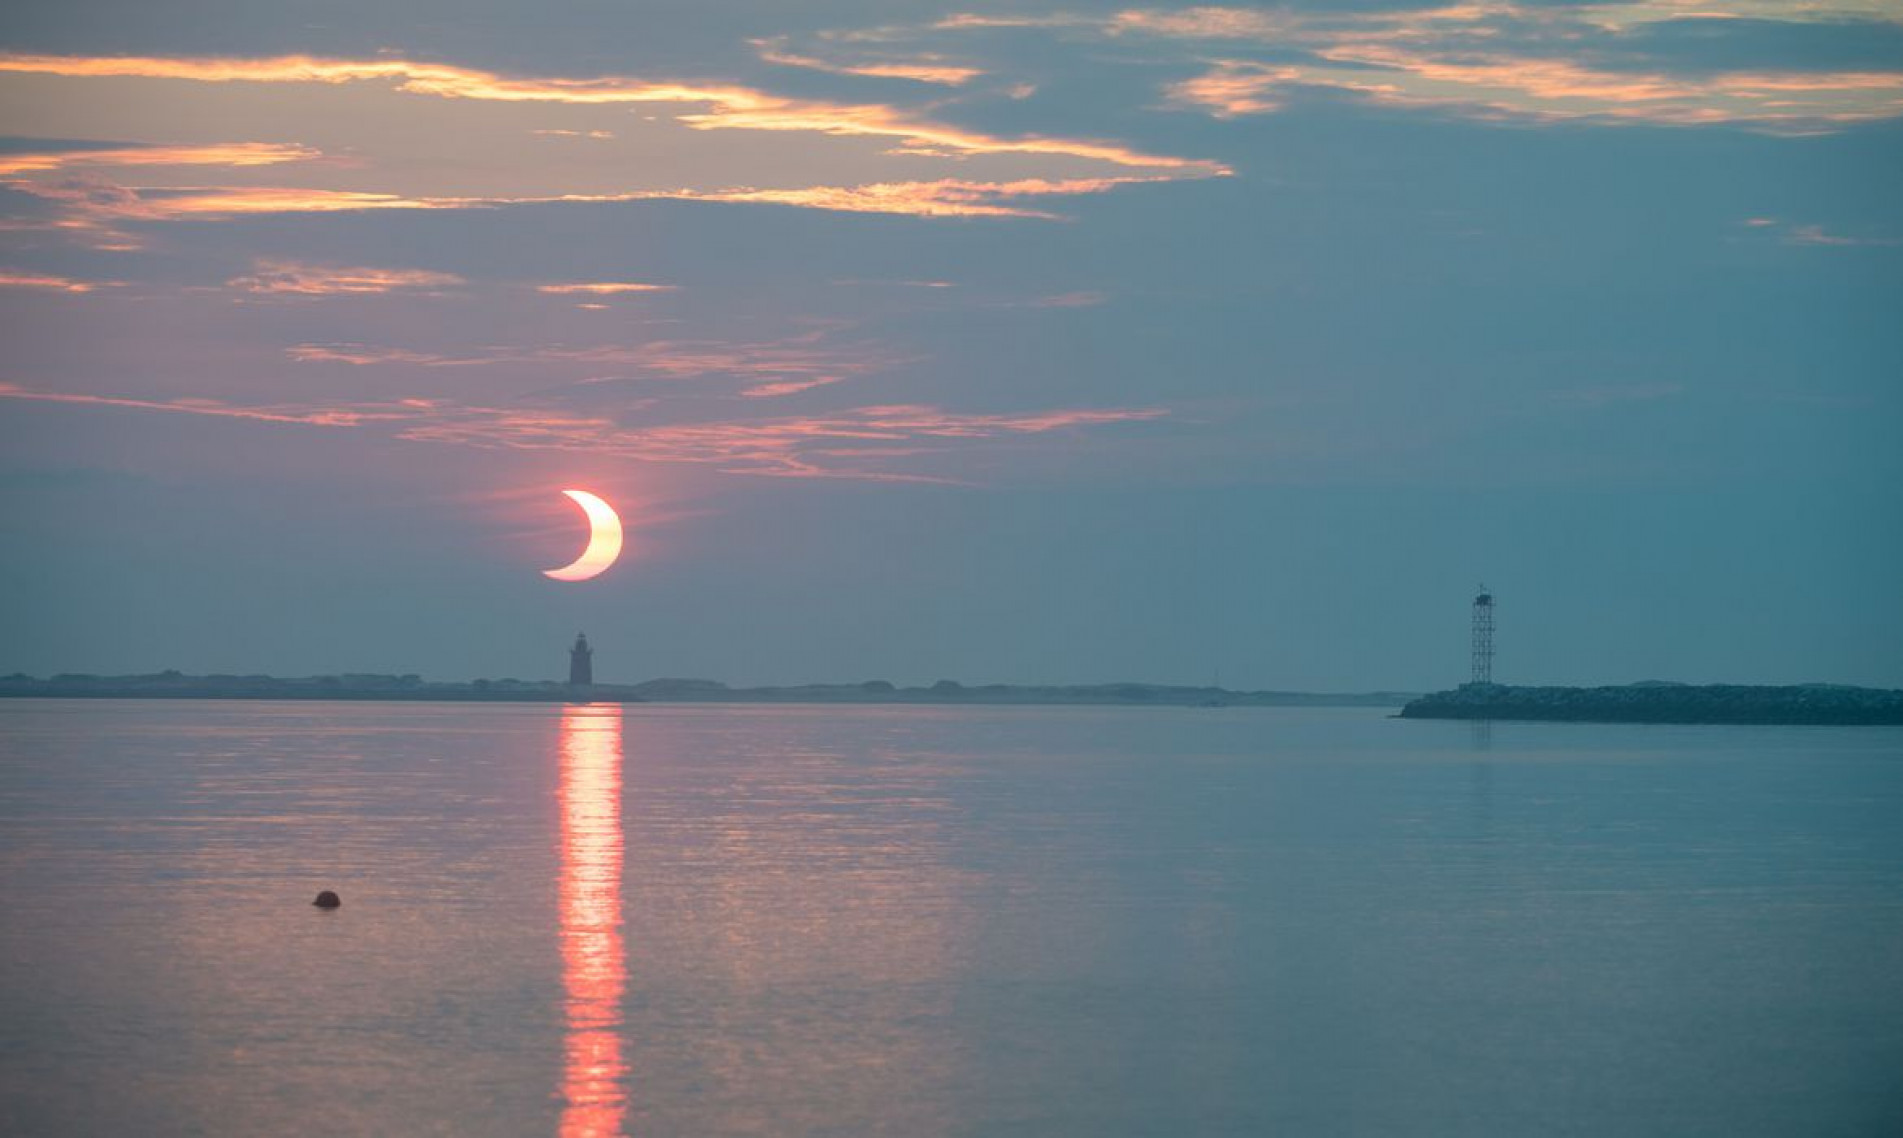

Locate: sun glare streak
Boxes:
[558,704,627,1138]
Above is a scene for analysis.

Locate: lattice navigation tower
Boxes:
[1471,587,1495,685]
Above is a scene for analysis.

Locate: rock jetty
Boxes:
[1400,682,1903,725]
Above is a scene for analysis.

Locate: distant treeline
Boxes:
[1401,682,1903,725]
[0,671,584,702]
[0,672,1414,708]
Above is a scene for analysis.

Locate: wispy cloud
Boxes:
[739,376,848,399]
[0,381,1166,481]
[1032,291,1108,308]
[285,327,910,400]
[1738,216,1899,246]
[659,175,1183,219]
[0,142,319,177]
[755,42,983,86]
[1163,63,1302,118]
[226,259,465,295]
[1785,223,1897,247]
[535,281,677,295]
[0,53,1222,171]
[1108,7,1294,40]
[0,270,121,292]
[5,174,1182,230]
[1160,50,1903,128]
[0,54,1226,233]
[923,5,1903,130]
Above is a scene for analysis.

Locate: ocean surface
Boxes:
[1,700,1899,1137]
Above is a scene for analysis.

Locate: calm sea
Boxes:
[1,700,1899,1137]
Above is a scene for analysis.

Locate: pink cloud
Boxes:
[0,381,1167,481]
[0,270,122,292]
[0,142,318,177]
[1032,291,1108,308]
[226,259,465,295]
[535,282,677,295]
[286,330,912,402]
[741,376,848,398]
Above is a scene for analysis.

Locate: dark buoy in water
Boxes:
[313,890,341,909]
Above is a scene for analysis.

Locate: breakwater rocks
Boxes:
[1400,682,1903,725]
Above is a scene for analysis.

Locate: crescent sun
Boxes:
[543,489,623,582]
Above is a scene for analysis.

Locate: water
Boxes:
[2,700,1900,1137]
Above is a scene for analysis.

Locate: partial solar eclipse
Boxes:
[544,489,623,581]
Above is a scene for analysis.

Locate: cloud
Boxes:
[283,343,460,366]
[1108,7,1294,41]
[0,270,120,292]
[0,53,1222,171]
[659,175,1183,219]
[226,260,466,295]
[754,43,984,86]
[0,142,318,177]
[1163,63,1301,118]
[1738,217,1899,246]
[0,53,1226,234]
[285,328,911,399]
[0,382,402,427]
[1785,223,1898,247]
[3,173,1186,231]
[740,376,848,398]
[922,5,1903,130]
[535,282,677,295]
[1032,291,1108,308]
[0,381,1166,481]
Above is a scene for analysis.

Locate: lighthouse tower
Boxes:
[568,632,593,687]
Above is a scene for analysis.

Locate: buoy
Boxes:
[313,890,342,909]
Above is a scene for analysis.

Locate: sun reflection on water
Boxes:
[557,704,626,1137]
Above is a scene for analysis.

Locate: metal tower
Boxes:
[1470,587,1495,685]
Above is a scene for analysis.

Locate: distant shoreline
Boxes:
[0,672,1415,709]
[1400,682,1903,726]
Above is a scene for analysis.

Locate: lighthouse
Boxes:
[568,632,593,687]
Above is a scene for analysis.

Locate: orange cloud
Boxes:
[663,174,1184,219]
[226,259,465,294]
[0,53,1221,173]
[0,270,120,292]
[536,282,677,295]
[1109,7,1293,40]
[923,7,1903,129]
[1163,63,1302,117]
[0,53,1228,237]
[1162,48,1903,127]
[0,142,318,176]
[18,184,450,221]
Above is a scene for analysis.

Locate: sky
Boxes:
[1,0,1899,691]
